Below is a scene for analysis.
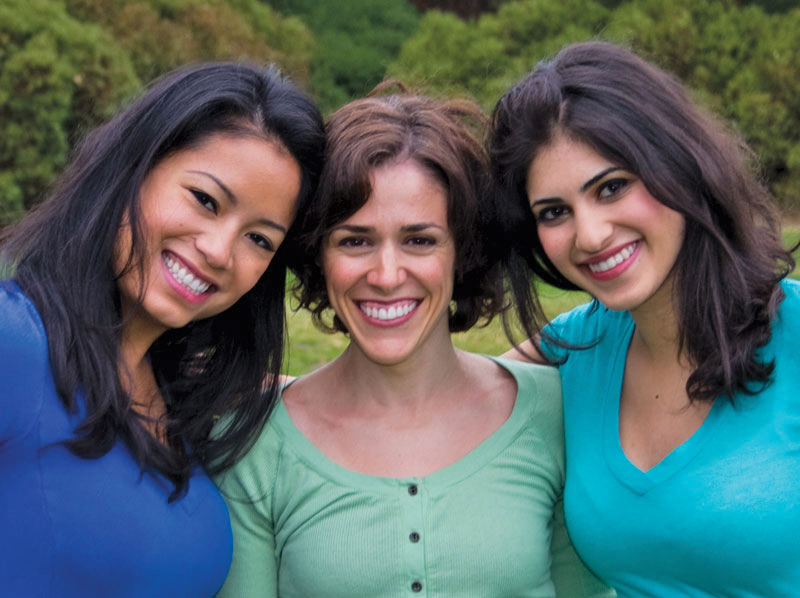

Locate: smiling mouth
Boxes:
[162,254,212,295]
[358,300,419,322]
[587,241,639,273]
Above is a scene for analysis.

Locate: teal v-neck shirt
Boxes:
[215,357,611,597]
[544,278,800,597]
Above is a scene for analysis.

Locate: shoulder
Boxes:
[767,277,800,357]
[779,277,800,312]
[0,281,49,442]
[0,280,47,351]
[213,401,287,504]
[490,355,563,427]
[489,356,567,477]
[542,300,631,361]
[492,355,561,396]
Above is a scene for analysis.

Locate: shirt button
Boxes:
[409,532,420,543]
[411,581,423,592]
[408,484,418,496]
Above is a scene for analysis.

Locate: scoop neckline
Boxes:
[271,355,535,492]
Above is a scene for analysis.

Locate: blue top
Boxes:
[0,280,232,597]
[542,278,800,597]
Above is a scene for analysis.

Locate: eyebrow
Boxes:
[580,167,623,192]
[329,223,441,234]
[190,170,287,233]
[530,166,625,207]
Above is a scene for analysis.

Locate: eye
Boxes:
[247,233,274,252]
[191,189,218,213]
[338,236,369,249]
[597,178,629,199]
[406,236,436,247]
[534,205,569,224]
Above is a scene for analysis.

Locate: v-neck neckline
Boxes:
[601,317,726,495]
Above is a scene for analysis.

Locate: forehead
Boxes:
[526,136,614,196]
[344,159,448,225]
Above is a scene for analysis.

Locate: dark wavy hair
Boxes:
[489,41,795,403]
[292,86,504,333]
[0,62,325,498]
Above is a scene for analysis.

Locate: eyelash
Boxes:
[534,205,568,224]
[247,233,274,251]
[533,177,631,224]
[334,236,437,249]
[406,236,436,247]
[190,189,218,213]
[338,237,368,248]
[598,178,629,199]
[191,189,274,251]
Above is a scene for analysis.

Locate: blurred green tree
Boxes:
[0,0,139,226]
[263,0,420,113]
[65,0,313,84]
[389,0,800,211]
[389,0,609,106]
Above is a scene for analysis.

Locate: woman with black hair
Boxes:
[0,62,324,596]
[490,41,800,596]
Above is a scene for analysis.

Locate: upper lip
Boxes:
[579,240,639,266]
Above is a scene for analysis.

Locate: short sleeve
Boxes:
[0,282,48,443]
[540,301,606,364]
[214,426,281,598]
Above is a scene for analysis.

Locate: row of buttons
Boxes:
[408,484,422,592]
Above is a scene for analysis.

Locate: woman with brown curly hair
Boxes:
[215,89,611,597]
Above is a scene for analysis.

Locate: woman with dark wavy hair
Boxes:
[0,62,324,595]
[215,88,611,597]
[489,40,799,596]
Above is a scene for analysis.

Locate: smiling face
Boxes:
[526,134,685,316]
[115,133,301,343]
[321,159,456,367]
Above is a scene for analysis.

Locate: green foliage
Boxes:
[64,0,313,84]
[0,0,139,226]
[264,0,420,114]
[389,0,800,211]
[390,0,609,106]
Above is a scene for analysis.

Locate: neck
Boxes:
[324,330,467,414]
[628,281,684,365]
[118,313,166,424]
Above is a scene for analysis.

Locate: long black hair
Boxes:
[489,41,795,403]
[0,62,325,498]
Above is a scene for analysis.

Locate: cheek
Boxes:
[235,254,275,296]
[536,226,571,264]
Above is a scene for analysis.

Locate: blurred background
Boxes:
[2,0,798,372]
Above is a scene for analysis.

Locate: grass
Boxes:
[284,225,800,377]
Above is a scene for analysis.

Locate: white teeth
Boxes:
[360,301,418,321]
[588,242,637,273]
[162,255,211,295]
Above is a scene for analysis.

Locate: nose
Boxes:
[195,226,236,270]
[573,205,613,254]
[366,243,407,290]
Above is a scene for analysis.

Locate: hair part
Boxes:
[489,41,795,403]
[1,62,325,498]
[293,86,504,334]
